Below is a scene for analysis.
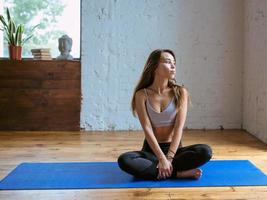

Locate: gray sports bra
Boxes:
[144,89,177,127]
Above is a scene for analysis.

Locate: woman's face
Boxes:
[155,52,176,79]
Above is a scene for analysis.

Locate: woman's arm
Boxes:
[135,89,173,179]
[167,88,189,160]
[135,90,166,161]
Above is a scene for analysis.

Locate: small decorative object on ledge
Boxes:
[31,48,52,60]
[56,34,73,60]
[8,45,22,60]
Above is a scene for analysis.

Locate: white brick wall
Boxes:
[243,0,267,144]
[81,0,244,131]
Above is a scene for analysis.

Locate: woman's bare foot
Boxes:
[176,168,202,179]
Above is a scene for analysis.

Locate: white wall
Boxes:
[81,0,244,131]
[243,0,267,143]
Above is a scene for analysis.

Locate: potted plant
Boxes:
[0,8,38,60]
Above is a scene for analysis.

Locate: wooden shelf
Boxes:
[0,60,81,131]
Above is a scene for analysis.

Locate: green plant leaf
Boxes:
[17,25,23,46]
[30,24,39,32]
[20,25,25,33]
[8,20,15,45]
[22,34,33,45]
[3,25,9,33]
[15,26,19,46]
[0,15,8,28]
[3,25,8,35]
[6,8,11,22]
[4,35,11,44]
[21,24,38,46]
[11,21,16,34]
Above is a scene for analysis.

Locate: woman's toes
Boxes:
[194,169,202,179]
[176,168,203,179]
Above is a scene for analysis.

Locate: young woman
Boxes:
[118,49,212,180]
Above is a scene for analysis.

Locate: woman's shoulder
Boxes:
[178,86,190,103]
[180,86,188,94]
[135,88,147,101]
[175,84,188,94]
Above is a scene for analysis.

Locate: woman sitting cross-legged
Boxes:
[118,49,212,180]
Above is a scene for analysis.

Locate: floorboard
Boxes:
[0,130,266,200]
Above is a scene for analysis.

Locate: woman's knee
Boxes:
[117,151,158,179]
[118,152,131,169]
[198,144,212,161]
[117,151,140,169]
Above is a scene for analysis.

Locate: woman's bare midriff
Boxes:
[153,125,174,143]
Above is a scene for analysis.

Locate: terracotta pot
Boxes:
[8,45,22,60]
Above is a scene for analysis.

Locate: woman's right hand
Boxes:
[157,157,173,179]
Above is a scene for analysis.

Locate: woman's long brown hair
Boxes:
[131,49,192,117]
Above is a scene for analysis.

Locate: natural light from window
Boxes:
[0,0,80,58]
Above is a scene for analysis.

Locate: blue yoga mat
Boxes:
[0,160,267,190]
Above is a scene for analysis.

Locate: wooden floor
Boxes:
[0,130,266,200]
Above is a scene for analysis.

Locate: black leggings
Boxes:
[118,140,212,180]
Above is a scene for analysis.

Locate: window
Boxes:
[0,0,80,58]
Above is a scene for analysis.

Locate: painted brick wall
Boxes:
[244,0,267,144]
[81,0,244,131]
